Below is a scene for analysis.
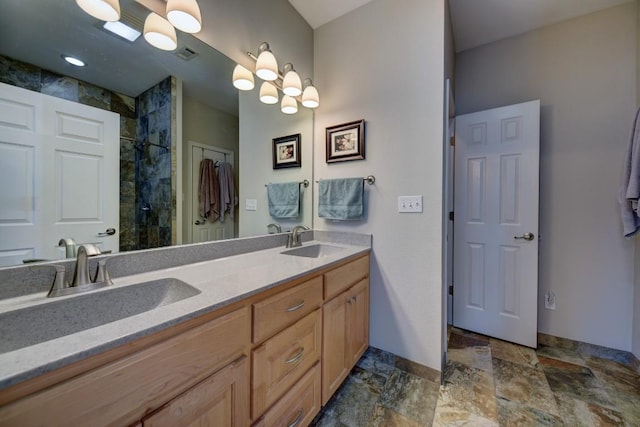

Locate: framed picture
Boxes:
[326,119,365,163]
[273,133,302,169]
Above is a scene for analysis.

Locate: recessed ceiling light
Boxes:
[103,20,141,42]
[63,56,86,67]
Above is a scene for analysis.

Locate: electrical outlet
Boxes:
[398,195,423,213]
[544,291,556,310]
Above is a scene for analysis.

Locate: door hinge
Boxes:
[450,136,455,146]
[449,211,454,221]
[448,285,453,296]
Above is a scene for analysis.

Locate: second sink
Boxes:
[281,244,345,258]
[0,278,200,354]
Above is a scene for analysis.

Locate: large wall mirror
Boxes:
[0,0,313,267]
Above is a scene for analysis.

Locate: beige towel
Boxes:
[199,159,220,222]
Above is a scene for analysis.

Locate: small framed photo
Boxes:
[326,119,365,163]
[273,133,301,169]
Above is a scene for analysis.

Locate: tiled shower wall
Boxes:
[0,55,175,252]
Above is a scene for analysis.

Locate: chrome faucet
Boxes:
[47,244,112,298]
[267,223,282,234]
[287,225,310,248]
[58,237,77,258]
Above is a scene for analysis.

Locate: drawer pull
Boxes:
[287,408,304,427]
[285,300,305,312]
[285,347,305,365]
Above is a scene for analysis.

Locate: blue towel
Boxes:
[318,178,364,220]
[267,182,300,218]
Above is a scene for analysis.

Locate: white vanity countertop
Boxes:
[0,239,370,390]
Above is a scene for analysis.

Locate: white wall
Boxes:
[313,0,445,369]
[456,3,637,351]
[181,96,239,240]
[238,91,313,237]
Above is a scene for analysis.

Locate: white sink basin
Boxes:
[281,244,345,258]
[0,278,200,354]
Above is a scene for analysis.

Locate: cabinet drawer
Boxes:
[324,255,369,300]
[253,362,321,427]
[252,309,322,419]
[253,276,322,343]
[0,307,250,427]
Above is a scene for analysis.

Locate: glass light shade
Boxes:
[255,50,278,81]
[75,0,120,21]
[302,85,320,108]
[282,70,302,97]
[259,82,278,104]
[166,0,202,33]
[144,13,177,51]
[232,65,254,90]
[281,96,298,114]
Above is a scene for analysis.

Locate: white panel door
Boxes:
[42,95,120,257]
[0,84,43,266]
[190,143,234,243]
[453,100,540,347]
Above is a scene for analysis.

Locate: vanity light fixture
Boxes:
[63,55,86,67]
[282,63,302,97]
[75,0,120,22]
[301,79,319,108]
[143,12,177,51]
[232,64,254,90]
[166,0,202,33]
[259,82,279,104]
[281,95,298,114]
[255,42,279,81]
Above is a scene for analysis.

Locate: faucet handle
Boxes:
[94,260,113,286]
[47,265,68,298]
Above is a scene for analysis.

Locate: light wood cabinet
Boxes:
[143,356,249,427]
[322,272,370,405]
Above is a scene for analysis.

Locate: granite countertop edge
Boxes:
[0,233,371,390]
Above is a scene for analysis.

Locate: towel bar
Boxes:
[265,180,309,188]
[316,175,375,185]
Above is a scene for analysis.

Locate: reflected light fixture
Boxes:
[282,63,302,97]
[255,42,278,81]
[301,79,319,108]
[232,65,254,90]
[259,82,278,104]
[281,95,298,114]
[144,12,177,51]
[75,0,120,22]
[63,55,86,67]
[166,0,202,33]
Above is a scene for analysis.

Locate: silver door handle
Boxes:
[514,232,535,241]
[97,228,116,237]
[195,219,205,225]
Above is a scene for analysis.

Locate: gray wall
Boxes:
[456,3,637,351]
[314,0,446,369]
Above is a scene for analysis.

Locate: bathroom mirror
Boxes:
[0,0,313,267]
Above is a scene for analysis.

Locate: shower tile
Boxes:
[0,55,41,91]
[111,92,135,118]
[41,70,78,102]
[78,81,110,110]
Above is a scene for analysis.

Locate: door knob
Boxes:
[514,232,535,241]
[194,219,205,225]
[97,228,116,237]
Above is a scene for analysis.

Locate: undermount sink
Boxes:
[281,244,345,258]
[0,278,200,354]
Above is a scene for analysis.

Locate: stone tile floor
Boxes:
[310,328,640,426]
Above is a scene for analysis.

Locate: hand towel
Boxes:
[318,178,364,220]
[218,162,238,223]
[619,107,640,238]
[267,182,300,218]
[198,159,220,222]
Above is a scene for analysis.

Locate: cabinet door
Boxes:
[143,356,249,427]
[347,278,369,367]
[321,292,349,405]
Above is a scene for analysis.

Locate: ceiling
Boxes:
[288,0,633,51]
[0,0,238,115]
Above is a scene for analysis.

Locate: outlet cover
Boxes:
[398,195,423,213]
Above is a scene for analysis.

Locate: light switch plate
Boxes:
[245,199,257,211]
[398,195,423,213]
